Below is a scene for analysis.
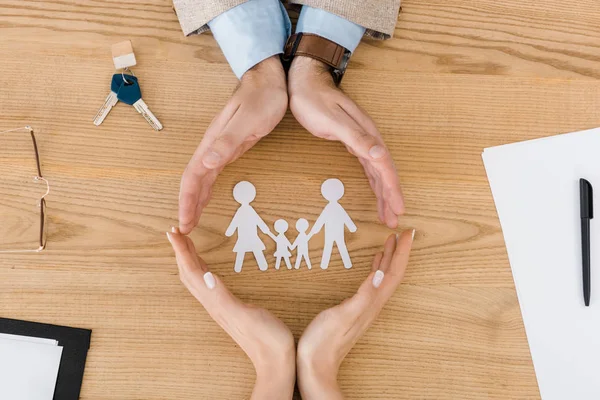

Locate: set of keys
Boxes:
[93,73,163,131]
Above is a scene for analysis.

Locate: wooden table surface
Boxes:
[1,0,599,398]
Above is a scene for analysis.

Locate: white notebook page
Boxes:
[483,127,600,399]
[0,336,63,400]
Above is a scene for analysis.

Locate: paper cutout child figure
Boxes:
[226,181,274,273]
[273,219,293,270]
[291,218,312,270]
[309,178,357,269]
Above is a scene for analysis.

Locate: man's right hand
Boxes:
[178,55,288,234]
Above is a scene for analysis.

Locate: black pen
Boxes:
[580,178,593,307]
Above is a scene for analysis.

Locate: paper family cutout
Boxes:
[226,179,357,273]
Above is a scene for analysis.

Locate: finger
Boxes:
[166,230,250,330]
[377,234,398,274]
[167,228,209,283]
[362,162,378,196]
[358,158,382,210]
[166,228,234,310]
[339,99,405,216]
[179,175,217,235]
[373,229,415,304]
[383,202,399,229]
[359,230,414,297]
[178,97,254,234]
[342,233,409,323]
[387,229,415,282]
[178,170,204,234]
[373,172,386,224]
[361,154,390,221]
[338,100,393,164]
[342,112,404,220]
[185,101,235,173]
[202,105,267,170]
[196,171,218,209]
[336,107,382,162]
[377,164,405,216]
[338,96,381,139]
[178,127,226,234]
[371,252,383,272]
[377,196,385,224]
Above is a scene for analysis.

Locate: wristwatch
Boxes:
[282,33,351,86]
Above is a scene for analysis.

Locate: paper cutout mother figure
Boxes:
[309,179,357,269]
[226,181,274,273]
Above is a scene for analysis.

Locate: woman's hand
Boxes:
[288,56,405,229]
[167,228,296,400]
[178,56,288,234]
[296,230,415,399]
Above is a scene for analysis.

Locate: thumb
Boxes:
[203,100,274,169]
[166,228,243,322]
[167,228,216,293]
[338,117,389,163]
[356,230,414,302]
[202,100,261,170]
[202,129,247,169]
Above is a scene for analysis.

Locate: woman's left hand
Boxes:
[296,230,415,400]
[167,228,296,400]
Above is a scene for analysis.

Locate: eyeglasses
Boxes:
[0,126,49,253]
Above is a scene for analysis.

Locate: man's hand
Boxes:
[167,228,296,399]
[296,231,414,399]
[179,56,288,234]
[288,56,404,228]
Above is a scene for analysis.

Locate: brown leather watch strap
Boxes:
[283,33,351,86]
[284,33,346,70]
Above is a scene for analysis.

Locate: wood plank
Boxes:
[1,0,599,397]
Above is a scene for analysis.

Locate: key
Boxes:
[117,76,163,131]
[93,74,125,126]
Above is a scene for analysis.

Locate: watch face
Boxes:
[332,50,351,85]
[339,50,351,72]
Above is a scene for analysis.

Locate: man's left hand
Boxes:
[288,56,404,228]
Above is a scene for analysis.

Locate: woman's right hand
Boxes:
[296,230,414,400]
[167,228,296,400]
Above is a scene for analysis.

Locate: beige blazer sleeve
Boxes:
[173,0,401,39]
[173,0,250,36]
[288,0,401,39]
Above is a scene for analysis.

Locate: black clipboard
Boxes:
[0,318,92,400]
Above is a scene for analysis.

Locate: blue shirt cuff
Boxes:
[208,0,291,79]
[296,6,366,53]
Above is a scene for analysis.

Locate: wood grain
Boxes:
[1,0,599,398]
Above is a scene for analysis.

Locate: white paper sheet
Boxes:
[482,127,600,400]
[0,333,58,346]
[0,337,63,400]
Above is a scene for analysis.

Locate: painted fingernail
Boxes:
[372,270,385,288]
[171,226,179,234]
[203,272,216,289]
[166,231,173,244]
[369,145,386,159]
[411,229,416,241]
[203,151,221,168]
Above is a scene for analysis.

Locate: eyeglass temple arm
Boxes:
[0,126,48,252]
[35,177,50,203]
